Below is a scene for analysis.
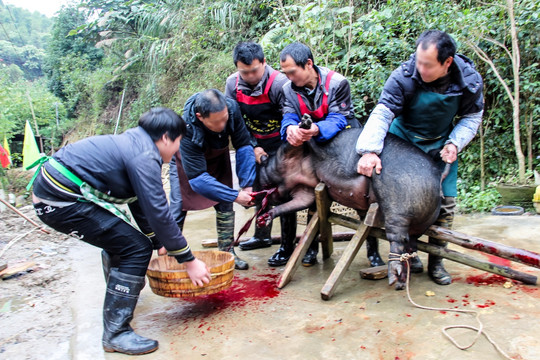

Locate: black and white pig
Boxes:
[257,127,442,290]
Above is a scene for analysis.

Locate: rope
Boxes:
[0,228,37,259]
[388,252,513,359]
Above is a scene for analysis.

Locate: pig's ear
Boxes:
[260,155,268,165]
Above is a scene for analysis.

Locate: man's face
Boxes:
[415,44,453,83]
[197,107,229,133]
[237,59,266,86]
[280,55,313,88]
[160,135,181,163]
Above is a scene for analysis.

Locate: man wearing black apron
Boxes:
[225,41,297,267]
[356,30,484,285]
[278,42,382,268]
[169,89,256,270]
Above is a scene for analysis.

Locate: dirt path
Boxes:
[0,205,76,359]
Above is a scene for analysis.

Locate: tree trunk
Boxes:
[507,0,526,183]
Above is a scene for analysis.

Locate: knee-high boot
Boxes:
[267,212,297,267]
[101,250,121,282]
[102,269,158,355]
[216,210,248,270]
[239,204,273,251]
[428,197,455,285]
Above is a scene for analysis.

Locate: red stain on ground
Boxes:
[476,300,496,308]
[182,273,280,316]
[465,274,508,286]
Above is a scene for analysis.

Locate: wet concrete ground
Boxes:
[69,207,540,360]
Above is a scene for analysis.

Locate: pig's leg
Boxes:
[257,185,315,227]
[385,220,412,290]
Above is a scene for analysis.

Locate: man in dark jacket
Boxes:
[169,89,256,270]
[278,42,382,268]
[31,108,211,355]
[224,41,297,267]
[356,30,484,285]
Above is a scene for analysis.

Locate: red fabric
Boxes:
[235,70,279,105]
[296,71,335,120]
[0,144,10,168]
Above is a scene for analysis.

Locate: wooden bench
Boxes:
[277,183,539,301]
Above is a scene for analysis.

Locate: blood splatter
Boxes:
[465,274,508,286]
[182,273,281,316]
[485,255,511,267]
[476,300,496,308]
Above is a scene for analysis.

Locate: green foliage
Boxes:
[0,4,52,79]
[457,184,501,213]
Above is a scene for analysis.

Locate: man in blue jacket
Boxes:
[169,89,256,270]
[356,30,484,285]
[279,42,383,268]
[31,108,211,355]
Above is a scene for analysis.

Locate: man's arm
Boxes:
[127,155,194,263]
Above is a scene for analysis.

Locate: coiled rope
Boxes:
[388,252,513,359]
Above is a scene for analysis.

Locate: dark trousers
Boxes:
[33,201,153,277]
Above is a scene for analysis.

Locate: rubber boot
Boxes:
[101,250,121,282]
[302,237,319,267]
[239,207,273,250]
[365,236,385,267]
[428,197,455,285]
[268,212,297,267]
[102,269,158,355]
[216,210,248,270]
[409,255,424,274]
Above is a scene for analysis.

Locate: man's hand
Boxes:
[185,258,212,287]
[254,147,268,164]
[357,153,382,177]
[157,246,167,256]
[440,143,458,164]
[286,124,319,146]
[235,189,255,207]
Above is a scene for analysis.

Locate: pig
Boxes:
[257,127,442,290]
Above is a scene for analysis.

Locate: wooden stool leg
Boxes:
[277,213,320,289]
[320,222,372,300]
[315,183,333,260]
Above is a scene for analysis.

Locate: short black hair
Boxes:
[279,42,314,68]
[138,107,186,142]
[195,89,228,118]
[233,41,265,66]
[416,30,457,64]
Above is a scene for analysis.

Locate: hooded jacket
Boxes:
[356,53,484,155]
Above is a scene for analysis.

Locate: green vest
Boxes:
[389,89,461,197]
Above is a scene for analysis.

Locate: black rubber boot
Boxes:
[365,236,385,267]
[409,255,424,274]
[239,213,273,251]
[216,211,248,270]
[101,250,121,282]
[102,269,158,355]
[302,239,319,267]
[428,198,455,285]
[268,212,297,267]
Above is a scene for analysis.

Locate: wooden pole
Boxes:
[26,91,43,153]
[424,225,540,270]
[368,227,537,285]
[0,197,50,234]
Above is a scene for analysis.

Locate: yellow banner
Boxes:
[23,121,41,169]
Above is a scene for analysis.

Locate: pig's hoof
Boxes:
[394,282,406,291]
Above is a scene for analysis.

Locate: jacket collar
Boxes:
[403,53,482,93]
